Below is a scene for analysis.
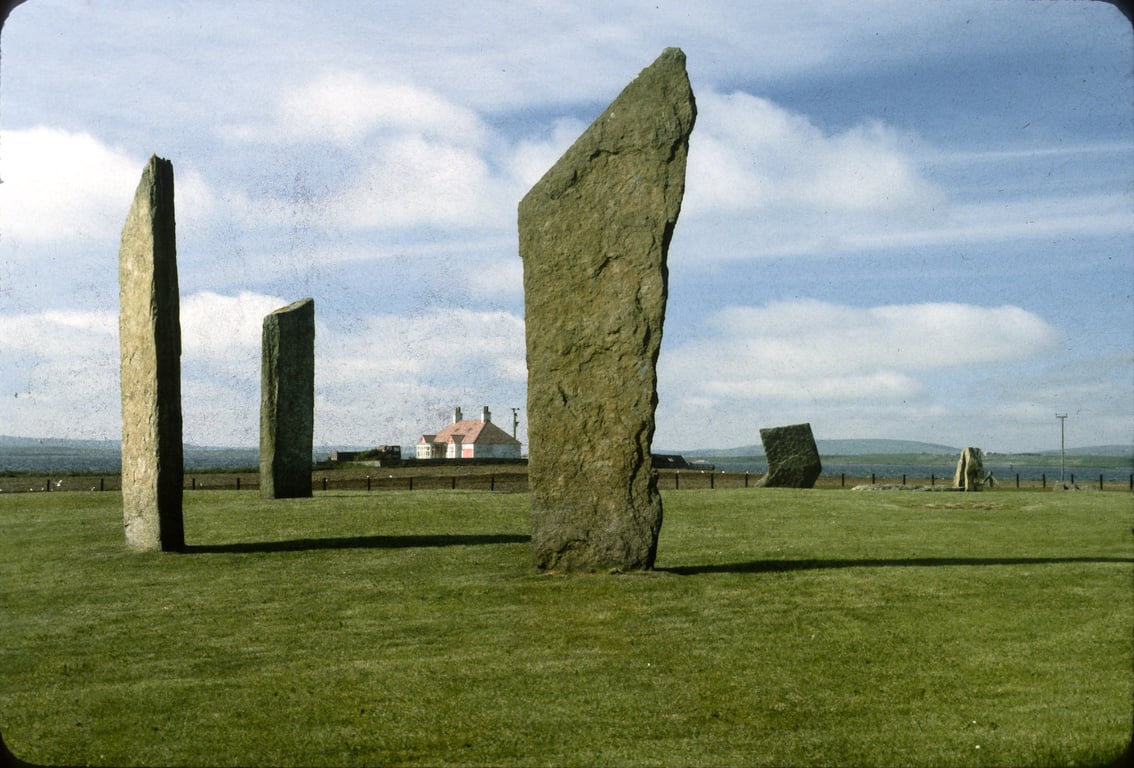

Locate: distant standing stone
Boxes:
[119,155,184,551]
[953,446,984,492]
[520,48,696,572]
[260,298,315,499]
[756,423,822,488]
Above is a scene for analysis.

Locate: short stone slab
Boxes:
[260,298,315,499]
[520,48,696,572]
[118,155,184,551]
[755,423,822,489]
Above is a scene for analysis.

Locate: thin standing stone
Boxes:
[260,298,315,499]
[119,155,184,551]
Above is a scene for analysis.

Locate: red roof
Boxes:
[431,419,520,446]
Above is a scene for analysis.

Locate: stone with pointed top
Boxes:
[953,446,984,491]
[520,48,696,572]
[119,155,184,551]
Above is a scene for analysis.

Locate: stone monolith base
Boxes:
[119,155,184,551]
[756,423,822,488]
[520,48,696,572]
[260,298,315,499]
[953,446,984,491]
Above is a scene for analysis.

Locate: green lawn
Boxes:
[1,487,1130,766]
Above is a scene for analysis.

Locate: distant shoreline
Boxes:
[1,436,1130,476]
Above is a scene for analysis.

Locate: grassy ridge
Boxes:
[707,452,1134,469]
[1,489,1130,766]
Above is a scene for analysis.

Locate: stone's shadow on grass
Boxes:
[662,555,1134,576]
[180,533,530,554]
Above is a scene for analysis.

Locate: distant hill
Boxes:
[0,436,259,473]
[0,435,390,473]
[0,435,119,449]
[681,439,960,459]
[3,435,1129,473]
[1039,445,1132,458]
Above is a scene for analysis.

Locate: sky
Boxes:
[0,0,1131,454]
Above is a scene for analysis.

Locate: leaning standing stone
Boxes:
[119,155,184,551]
[755,423,823,488]
[520,48,696,572]
[260,298,315,499]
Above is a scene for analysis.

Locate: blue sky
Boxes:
[0,0,1130,452]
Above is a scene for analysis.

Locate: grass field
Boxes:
[0,487,1130,766]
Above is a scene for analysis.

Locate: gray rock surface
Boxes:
[520,48,696,572]
[755,423,822,488]
[118,155,184,551]
[260,298,315,499]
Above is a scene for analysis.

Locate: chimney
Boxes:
[482,406,491,423]
[453,406,462,424]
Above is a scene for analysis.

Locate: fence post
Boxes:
[1016,473,1019,489]
[744,472,749,488]
[191,477,196,491]
[675,472,680,490]
[1042,473,1046,489]
[710,473,714,490]
[236,477,241,491]
[841,473,845,488]
[1099,474,1104,491]
[1070,473,1074,485]
[871,473,876,485]
[45,478,50,492]
[491,475,495,491]
[409,476,414,492]
[322,476,328,491]
[100,477,105,492]
[451,476,456,490]
[366,475,371,491]
[902,474,906,486]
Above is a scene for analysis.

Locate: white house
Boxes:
[416,406,522,460]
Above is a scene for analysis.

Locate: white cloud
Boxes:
[220,70,522,231]
[675,91,1133,262]
[652,299,1102,450]
[224,70,488,148]
[318,309,525,389]
[308,308,525,447]
[460,257,524,300]
[683,91,945,217]
[0,309,116,355]
[0,127,141,243]
[0,308,119,440]
[180,290,289,363]
[330,135,509,229]
[506,117,589,189]
[0,127,218,248]
[669,91,956,262]
[283,71,486,147]
[177,304,526,447]
[660,300,1060,409]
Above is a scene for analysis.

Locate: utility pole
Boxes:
[512,407,520,440]
[1056,413,1067,484]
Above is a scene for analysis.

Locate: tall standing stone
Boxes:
[755,423,822,488]
[119,155,184,551]
[260,298,315,499]
[953,446,984,492]
[520,48,696,572]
